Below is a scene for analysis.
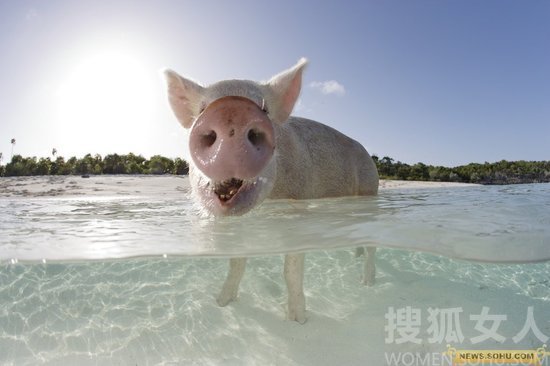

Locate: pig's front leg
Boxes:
[284,253,306,324]
[363,246,377,286]
[217,257,247,306]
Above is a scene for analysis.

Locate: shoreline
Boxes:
[379,179,480,190]
[0,175,481,198]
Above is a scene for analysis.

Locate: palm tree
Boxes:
[52,148,57,157]
[11,138,16,159]
[0,152,3,164]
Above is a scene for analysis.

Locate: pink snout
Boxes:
[189,96,275,181]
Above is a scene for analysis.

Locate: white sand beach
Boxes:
[379,179,480,189]
[0,175,479,198]
[0,175,191,198]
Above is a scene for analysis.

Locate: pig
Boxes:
[163,58,379,323]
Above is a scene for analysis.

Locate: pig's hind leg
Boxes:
[363,246,377,286]
[217,257,247,306]
[284,253,306,324]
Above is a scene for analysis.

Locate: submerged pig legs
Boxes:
[355,246,377,286]
[217,257,247,306]
[363,246,377,286]
[217,254,306,324]
[284,253,306,324]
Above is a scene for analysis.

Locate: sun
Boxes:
[55,48,156,154]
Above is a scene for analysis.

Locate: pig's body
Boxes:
[164,58,379,323]
[270,117,378,199]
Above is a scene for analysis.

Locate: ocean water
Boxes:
[0,177,549,365]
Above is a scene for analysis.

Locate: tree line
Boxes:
[1,153,549,185]
[372,155,550,185]
[0,153,189,177]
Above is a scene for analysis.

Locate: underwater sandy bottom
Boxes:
[2,249,549,365]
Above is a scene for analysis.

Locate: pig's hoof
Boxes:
[288,300,307,324]
[288,309,307,324]
[363,272,376,287]
[216,291,237,307]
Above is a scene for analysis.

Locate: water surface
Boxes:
[1,177,549,263]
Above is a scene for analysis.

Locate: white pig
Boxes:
[164,59,379,323]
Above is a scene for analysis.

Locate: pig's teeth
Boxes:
[229,189,236,195]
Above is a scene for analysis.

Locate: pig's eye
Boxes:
[261,99,268,114]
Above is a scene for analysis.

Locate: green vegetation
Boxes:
[373,155,550,185]
[1,152,549,185]
[0,153,188,177]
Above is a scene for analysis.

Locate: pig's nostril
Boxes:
[247,129,265,148]
[201,131,217,148]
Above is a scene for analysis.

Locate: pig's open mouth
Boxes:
[198,173,272,216]
[213,178,244,202]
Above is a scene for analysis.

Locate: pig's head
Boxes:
[164,59,307,216]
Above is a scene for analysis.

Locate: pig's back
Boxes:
[269,117,379,200]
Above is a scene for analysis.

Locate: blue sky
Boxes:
[0,0,548,167]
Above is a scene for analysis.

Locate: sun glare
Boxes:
[55,48,156,154]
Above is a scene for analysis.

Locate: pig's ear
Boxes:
[266,58,308,123]
[163,69,205,129]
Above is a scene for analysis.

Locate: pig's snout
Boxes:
[189,96,275,182]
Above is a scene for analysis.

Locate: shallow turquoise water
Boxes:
[1,252,549,365]
[1,179,549,263]
[0,177,549,365]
